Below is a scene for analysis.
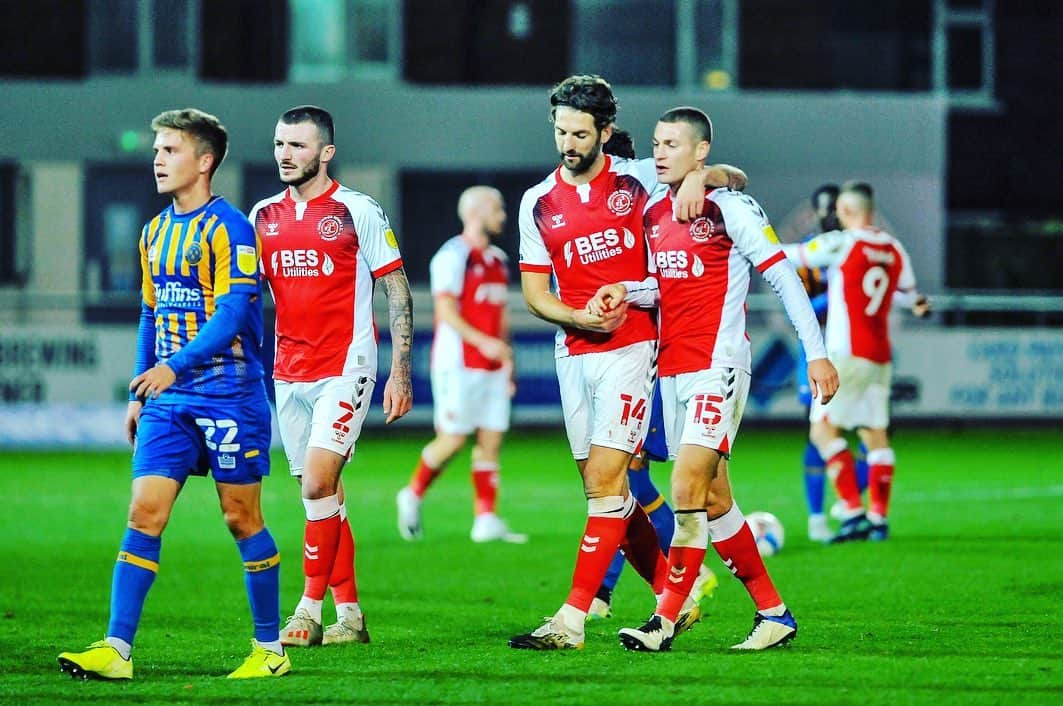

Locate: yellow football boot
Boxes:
[58,640,133,680]
[227,641,291,679]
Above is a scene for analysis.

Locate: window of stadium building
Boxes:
[290,0,396,81]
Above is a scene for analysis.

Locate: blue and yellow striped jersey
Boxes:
[139,195,265,396]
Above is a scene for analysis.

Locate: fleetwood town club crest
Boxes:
[689,217,715,242]
[607,189,634,216]
[317,215,343,241]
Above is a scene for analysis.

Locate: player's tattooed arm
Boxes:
[380,268,413,423]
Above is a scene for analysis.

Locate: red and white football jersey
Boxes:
[250,181,403,382]
[784,228,916,363]
[430,235,509,371]
[646,188,822,376]
[519,155,662,357]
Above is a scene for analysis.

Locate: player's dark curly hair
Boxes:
[549,75,618,131]
[151,108,228,177]
[658,106,713,144]
[280,105,335,146]
[602,128,636,159]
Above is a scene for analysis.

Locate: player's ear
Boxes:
[599,124,613,146]
[198,151,215,177]
[696,139,711,162]
[321,144,336,165]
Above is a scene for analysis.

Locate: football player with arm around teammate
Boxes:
[508,76,743,651]
[589,128,717,620]
[59,108,289,680]
[589,106,838,651]
[783,182,929,543]
[250,105,413,649]
[396,185,527,544]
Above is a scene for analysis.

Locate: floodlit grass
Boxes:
[1,428,1060,705]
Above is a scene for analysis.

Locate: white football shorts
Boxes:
[274,374,375,476]
[660,365,751,459]
[556,340,656,460]
[431,366,511,435]
[810,356,891,430]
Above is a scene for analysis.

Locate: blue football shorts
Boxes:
[132,389,271,485]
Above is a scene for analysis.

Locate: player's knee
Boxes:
[221,504,264,540]
[672,486,708,510]
[582,467,626,498]
[471,442,501,464]
[705,488,733,516]
[127,502,169,535]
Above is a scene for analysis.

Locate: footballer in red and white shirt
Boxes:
[249,106,413,649]
[592,107,837,652]
[509,77,744,653]
[396,186,526,545]
[783,182,929,541]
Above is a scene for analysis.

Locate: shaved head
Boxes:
[457,185,506,238]
[837,181,874,227]
[458,186,503,223]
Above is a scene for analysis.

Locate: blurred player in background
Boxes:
[395,186,527,544]
[509,76,743,651]
[794,184,872,541]
[251,105,413,648]
[591,106,837,651]
[589,128,716,620]
[784,182,929,543]
[59,108,288,679]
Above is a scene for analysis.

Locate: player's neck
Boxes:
[461,228,489,251]
[288,174,333,203]
[667,165,703,197]
[171,182,213,215]
[560,154,606,187]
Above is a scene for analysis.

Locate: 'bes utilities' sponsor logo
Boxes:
[562,227,636,267]
[655,250,705,279]
[270,249,335,278]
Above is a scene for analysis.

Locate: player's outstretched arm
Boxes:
[380,267,413,424]
[912,294,931,318]
[521,271,627,333]
[895,288,932,318]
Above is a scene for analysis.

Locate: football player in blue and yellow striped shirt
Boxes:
[58,109,289,680]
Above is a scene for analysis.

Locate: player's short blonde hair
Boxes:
[838,181,874,214]
[151,108,229,177]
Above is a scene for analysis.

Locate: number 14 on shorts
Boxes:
[619,394,647,426]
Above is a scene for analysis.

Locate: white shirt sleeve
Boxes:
[894,236,918,293]
[429,239,464,297]
[346,193,402,275]
[518,188,552,271]
[622,277,660,307]
[782,230,850,270]
[717,191,828,361]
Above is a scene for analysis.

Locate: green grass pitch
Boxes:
[0,427,1059,705]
